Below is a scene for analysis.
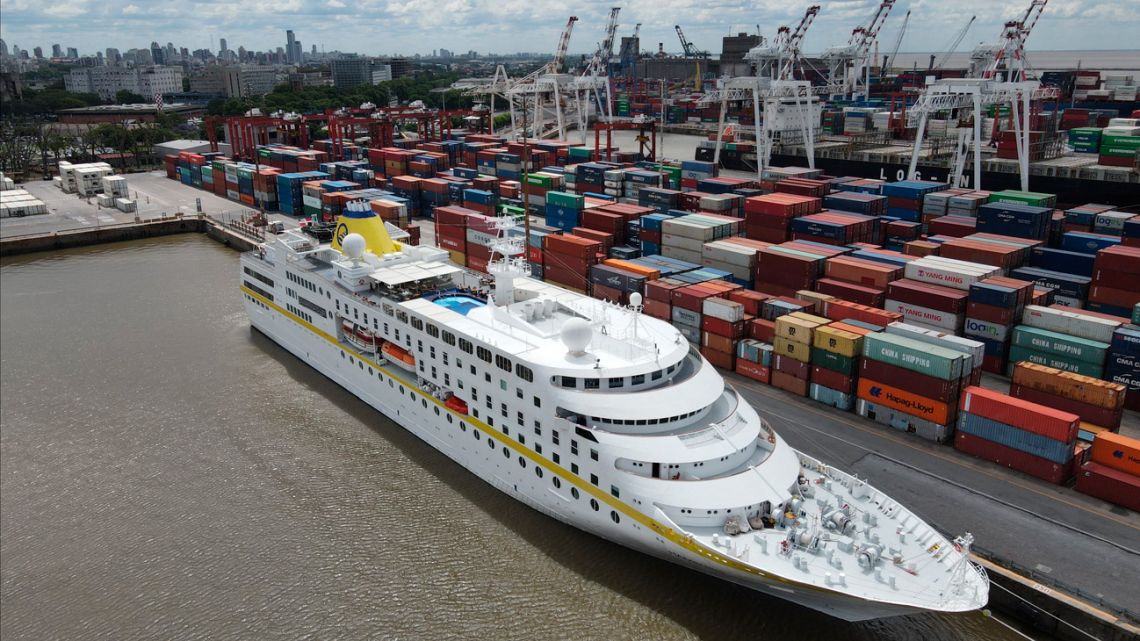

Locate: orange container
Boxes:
[856,378,952,424]
[602,258,661,280]
[1090,432,1140,476]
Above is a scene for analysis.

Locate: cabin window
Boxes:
[476,347,492,363]
[611,485,619,498]
[585,379,600,390]
[611,511,620,524]
[590,449,598,461]
[589,498,599,511]
[562,376,577,388]
[459,338,473,354]
[590,474,598,486]
[411,317,423,330]
[631,374,645,385]
[608,377,623,389]
[517,365,533,382]
[495,355,512,373]
[533,396,541,408]
[426,324,440,338]
[442,331,456,346]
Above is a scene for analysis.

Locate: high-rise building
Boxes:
[721,32,761,64]
[65,65,184,100]
[150,42,164,65]
[33,46,43,59]
[386,57,412,79]
[105,48,121,66]
[67,47,78,59]
[52,44,62,58]
[219,38,228,54]
[221,65,280,98]
[286,30,302,64]
[0,39,9,58]
[331,56,371,88]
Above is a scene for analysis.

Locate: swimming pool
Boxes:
[432,294,486,316]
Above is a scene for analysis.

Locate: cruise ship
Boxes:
[238,202,989,621]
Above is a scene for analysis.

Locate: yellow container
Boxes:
[776,312,829,342]
[813,325,863,358]
[795,290,834,314]
[448,250,466,266]
[774,336,812,363]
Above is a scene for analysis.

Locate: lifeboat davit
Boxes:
[445,395,469,414]
[381,341,416,370]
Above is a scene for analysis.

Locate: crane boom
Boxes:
[985,0,1047,80]
[934,15,975,70]
[675,25,695,57]
[551,16,579,73]
[883,10,910,71]
[778,5,820,80]
[597,7,621,70]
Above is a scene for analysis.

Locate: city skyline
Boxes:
[2,1,1138,61]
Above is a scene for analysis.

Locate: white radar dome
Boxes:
[342,233,366,260]
[560,318,593,355]
[629,292,643,307]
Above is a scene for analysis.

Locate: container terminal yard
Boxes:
[2,0,1139,639]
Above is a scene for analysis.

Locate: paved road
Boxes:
[727,372,1140,620]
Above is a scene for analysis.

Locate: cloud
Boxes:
[0,0,1137,58]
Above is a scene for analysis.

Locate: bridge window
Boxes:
[584,379,599,390]
[442,330,456,346]
[608,377,624,389]
[631,374,645,385]
[562,376,577,388]
[426,324,440,338]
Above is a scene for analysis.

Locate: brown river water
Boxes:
[1,235,1031,640]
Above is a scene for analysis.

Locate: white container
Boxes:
[661,234,705,252]
[964,317,1010,342]
[702,240,757,267]
[886,321,985,370]
[464,228,496,247]
[115,198,136,213]
[662,218,716,241]
[903,256,999,291]
[702,297,745,322]
[884,300,964,332]
[1020,305,1120,343]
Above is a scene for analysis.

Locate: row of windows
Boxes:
[591,410,700,427]
[243,266,274,288]
[557,365,673,390]
[297,295,328,318]
[285,270,318,294]
[243,280,273,301]
[286,303,314,324]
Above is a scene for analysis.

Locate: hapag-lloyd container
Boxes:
[1075,462,1140,511]
[859,358,961,404]
[863,332,966,380]
[1010,361,1127,409]
[1011,326,1110,365]
[857,378,953,424]
[856,398,954,442]
[904,256,1000,291]
[957,413,1074,464]
[1020,305,1121,343]
[959,386,1079,443]
[1090,432,1140,476]
[885,299,964,331]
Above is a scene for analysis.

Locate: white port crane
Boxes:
[932,15,976,71]
[702,5,827,177]
[504,15,580,139]
[821,0,895,100]
[574,7,622,142]
[970,0,1048,81]
[882,10,910,72]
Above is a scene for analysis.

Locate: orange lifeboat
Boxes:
[381,341,416,370]
[445,396,469,414]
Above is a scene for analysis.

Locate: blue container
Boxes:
[881,180,946,198]
[957,413,1073,464]
[1111,325,1140,357]
[885,207,920,222]
[824,192,886,214]
[1029,247,1095,277]
[1061,231,1121,254]
[790,217,847,240]
[463,189,495,205]
[639,241,661,255]
[976,202,1051,240]
[968,281,1020,308]
[1009,267,1091,300]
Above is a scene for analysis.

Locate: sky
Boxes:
[2,0,1138,59]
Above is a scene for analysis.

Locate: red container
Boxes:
[772,371,810,396]
[814,277,885,308]
[885,279,968,314]
[774,354,810,380]
[1090,268,1133,291]
[860,358,961,404]
[959,386,1079,443]
[592,282,624,303]
[543,263,589,290]
[1088,285,1140,309]
[825,256,902,289]
[954,432,1073,485]
[543,234,603,260]
[823,299,903,326]
[810,366,853,392]
[701,316,746,339]
[735,360,771,384]
[1093,245,1140,274]
[646,278,685,303]
[966,301,1020,325]
[700,345,736,370]
[748,318,776,343]
[672,285,715,312]
[643,298,671,320]
[928,216,977,238]
[1074,461,1140,511]
[1009,384,1123,429]
[728,290,772,316]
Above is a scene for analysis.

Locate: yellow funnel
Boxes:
[333,200,398,256]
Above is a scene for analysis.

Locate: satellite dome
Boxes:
[560,318,592,355]
[629,292,643,307]
[342,233,366,260]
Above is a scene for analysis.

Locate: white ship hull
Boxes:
[243,293,942,621]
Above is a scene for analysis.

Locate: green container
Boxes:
[811,347,855,375]
[499,204,526,219]
[546,191,584,209]
[1011,326,1109,364]
[862,333,965,381]
[258,148,271,159]
[1132,303,1139,325]
[1007,346,1104,379]
[568,147,593,159]
[303,204,321,218]
[987,190,1056,208]
[525,173,555,188]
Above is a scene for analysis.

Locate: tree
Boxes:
[115,89,148,104]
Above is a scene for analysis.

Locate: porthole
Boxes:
[535,467,543,478]
[474,431,481,440]
[611,511,620,524]
[571,487,579,500]
[422,399,428,409]
[487,438,494,449]
[553,477,562,489]
[434,407,440,416]
[518,456,526,468]
[590,498,599,511]
[502,446,509,458]
[448,414,454,424]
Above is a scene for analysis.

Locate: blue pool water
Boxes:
[433,295,486,316]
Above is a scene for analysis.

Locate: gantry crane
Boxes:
[821,0,895,100]
[675,25,709,59]
[702,5,826,176]
[574,7,622,141]
[882,9,910,72]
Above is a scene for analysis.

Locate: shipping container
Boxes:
[953,432,1072,484]
[1074,462,1140,511]
[859,358,961,405]
[812,325,863,358]
[812,347,856,375]
[959,386,1079,443]
[857,399,953,442]
[856,378,953,424]
[862,332,966,380]
[1021,305,1121,343]
[772,370,809,396]
[957,413,1074,464]
[735,359,771,384]
[1011,326,1109,365]
[810,383,855,410]
[1090,432,1140,476]
[1009,384,1123,429]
